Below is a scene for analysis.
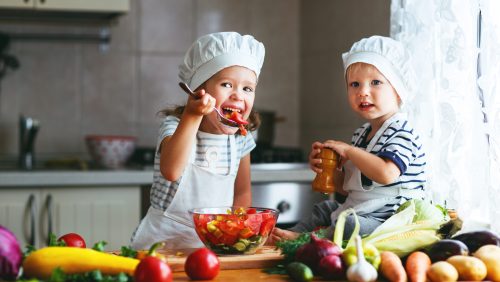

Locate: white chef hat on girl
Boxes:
[179,31,266,90]
[342,35,416,106]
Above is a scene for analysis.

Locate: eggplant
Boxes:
[451,230,500,253]
[426,239,469,262]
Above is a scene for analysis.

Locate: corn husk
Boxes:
[334,201,446,257]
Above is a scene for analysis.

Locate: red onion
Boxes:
[0,225,22,280]
[295,233,342,271]
[318,254,346,280]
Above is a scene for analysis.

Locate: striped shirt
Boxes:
[353,116,427,194]
[149,116,256,211]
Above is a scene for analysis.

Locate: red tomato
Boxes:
[259,218,276,237]
[239,125,248,136]
[58,233,86,248]
[134,256,173,282]
[219,220,244,236]
[185,248,220,280]
[219,233,238,246]
[246,208,257,214]
[205,232,220,245]
[229,112,249,125]
[244,214,263,234]
[239,227,255,239]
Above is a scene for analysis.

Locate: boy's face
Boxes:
[346,63,401,127]
[200,66,257,135]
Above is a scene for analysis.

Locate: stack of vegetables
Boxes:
[0,226,222,282]
[273,199,500,282]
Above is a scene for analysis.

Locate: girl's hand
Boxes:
[308,141,324,173]
[185,89,216,116]
[323,140,352,167]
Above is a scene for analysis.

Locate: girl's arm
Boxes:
[325,140,400,185]
[232,154,252,207]
[160,90,214,181]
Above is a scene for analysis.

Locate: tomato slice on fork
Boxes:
[229,111,249,125]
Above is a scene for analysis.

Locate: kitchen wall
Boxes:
[0,0,389,162]
[300,0,390,147]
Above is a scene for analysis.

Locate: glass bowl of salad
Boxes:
[189,207,279,255]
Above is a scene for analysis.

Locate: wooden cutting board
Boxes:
[157,246,284,272]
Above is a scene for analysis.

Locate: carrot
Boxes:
[380,251,408,282]
[405,251,431,282]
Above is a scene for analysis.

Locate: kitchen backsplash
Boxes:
[0,0,389,162]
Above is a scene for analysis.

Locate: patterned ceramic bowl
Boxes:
[189,206,279,255]
[85,135,136,169]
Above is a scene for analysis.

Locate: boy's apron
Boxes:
[131,136,238,250]
[330,113,424,222]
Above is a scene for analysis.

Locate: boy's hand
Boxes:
[185,89,216,116]
[266,228,300,245]
[323,140,352,167]
[308,141,324,173]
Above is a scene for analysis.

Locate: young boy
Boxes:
[270,35,426,243]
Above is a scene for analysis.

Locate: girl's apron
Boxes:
[131,136,238,250]
[330,113,424,222]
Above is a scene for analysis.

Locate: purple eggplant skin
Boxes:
[451,230,500,253]
[0,225,23,280]
[425,239,469,262]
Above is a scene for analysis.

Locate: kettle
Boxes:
[19,115,40,170]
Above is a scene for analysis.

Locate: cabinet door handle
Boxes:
[45,194,53,246]
[27,194,36,246]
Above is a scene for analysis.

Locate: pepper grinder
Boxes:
[312,148,338,194]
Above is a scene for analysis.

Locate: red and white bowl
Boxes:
[85,135,136,169]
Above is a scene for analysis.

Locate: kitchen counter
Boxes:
[0,163,315,187]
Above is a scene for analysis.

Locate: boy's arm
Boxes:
[325,140,400,185]
[233,154,252,207]
[345,146,400,185]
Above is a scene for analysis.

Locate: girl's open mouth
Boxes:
[221,107,242,117]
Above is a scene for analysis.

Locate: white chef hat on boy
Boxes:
[342,35,416,106]
[179,32,265,90]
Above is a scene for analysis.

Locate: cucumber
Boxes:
[233,242,247,252]
[286,262,314,282]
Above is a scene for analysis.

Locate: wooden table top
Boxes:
[172,268,300,281]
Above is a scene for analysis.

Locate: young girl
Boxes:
[270,35,426,243]
[131,32,265,250]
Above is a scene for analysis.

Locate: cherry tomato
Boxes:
[58,233,86,248]
[185,248,220,280]
[134,256,172,282]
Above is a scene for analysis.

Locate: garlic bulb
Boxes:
[346,236,378,282]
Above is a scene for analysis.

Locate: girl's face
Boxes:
[199,66,257,134]
[346,63,401,128]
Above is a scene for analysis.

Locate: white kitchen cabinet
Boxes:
[0,186,140,251]
[0,0,129,12]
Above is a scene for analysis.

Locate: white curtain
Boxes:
[390,0,499,231]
